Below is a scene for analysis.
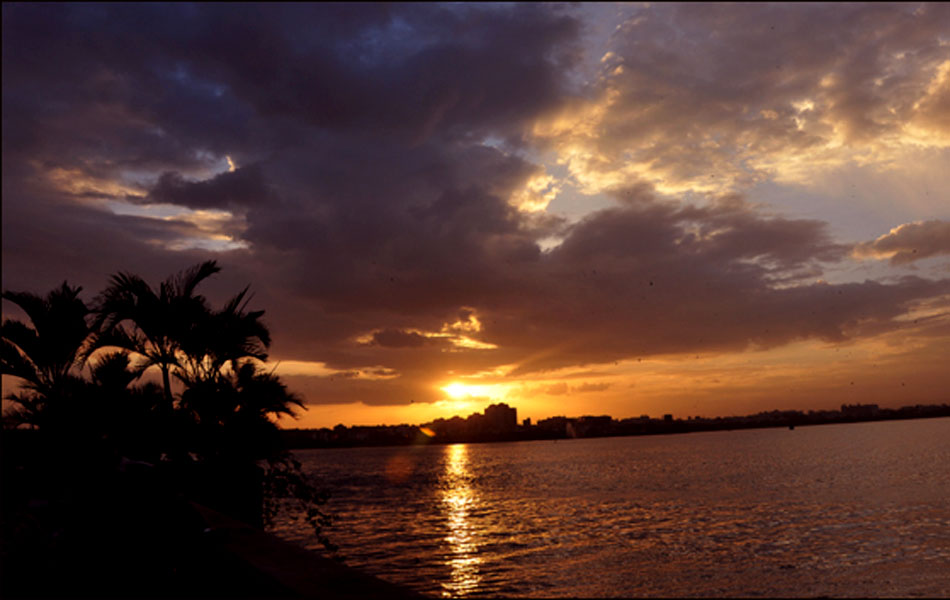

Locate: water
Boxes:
[270,418,950,597]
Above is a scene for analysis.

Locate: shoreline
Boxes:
[191,503,426,599]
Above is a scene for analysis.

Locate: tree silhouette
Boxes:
[88,350,147,392]
[1,282,93,429]
[175,285,271,389]
[87,351,163,461]
[180,360,302,460]
[93,261,221,412]
[3,265,334,552]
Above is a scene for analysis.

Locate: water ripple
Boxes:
[271,419,950,597]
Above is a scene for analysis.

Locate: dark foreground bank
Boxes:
[0,434,423,599]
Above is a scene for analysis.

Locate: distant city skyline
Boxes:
[3,3,949,428]
[281,401,950,448]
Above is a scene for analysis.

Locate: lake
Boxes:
[269,418,950,597]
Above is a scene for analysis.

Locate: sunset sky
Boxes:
[3,3,949,428]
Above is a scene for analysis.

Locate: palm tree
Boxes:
[88,350,146,394]
[93,261,221,412]
[231,361,303,422]
[4,268,329,544]
[178,361,301,461]
[1,282,93,429]
[178,358,308,528]
[87,350,163,461]
[176,285,271,389]
[94,261,288,462]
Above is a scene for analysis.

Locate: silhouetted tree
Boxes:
[93,261,221,413]
[4,266,334,551]
[87,350,163,461]
[176,285,271,389]
[1,282,93,430]
[180,360,301,461]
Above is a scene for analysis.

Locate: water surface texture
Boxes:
[271,418,950,597]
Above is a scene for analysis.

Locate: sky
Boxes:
[2,3,949,428]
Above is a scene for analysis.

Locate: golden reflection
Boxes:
[440,444,482,597]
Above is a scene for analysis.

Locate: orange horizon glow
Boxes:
[259,319,950,430]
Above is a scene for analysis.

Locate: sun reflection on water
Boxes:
[440,443,482,597]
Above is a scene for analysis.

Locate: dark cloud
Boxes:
[245,185,947,389]
[370,330,432,349]
[0,176,228,295]
[148,165,271,210]
[855,220,950,265]
[476,199,948,375]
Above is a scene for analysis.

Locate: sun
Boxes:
[440,381,498,413]
[442,382,470,399]
[440,381,503,402]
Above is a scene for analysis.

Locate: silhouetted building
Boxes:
[430,415,467,437]
[423,403,517,438]
[484,403,517,433]
[538,416,569,435]
[571,416,613,437]
[619,415,651,434]
[841,403,880,419]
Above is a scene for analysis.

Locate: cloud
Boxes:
[148,165,271,210]
[574,382,611,393]
[533,3,950,194]
[235,179,947,385]
[854,220,950,264]
[481,197,948,375]
[280,373,445,407]
[540,381,611,395]
[369,329,432,349]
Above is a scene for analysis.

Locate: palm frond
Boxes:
[90,351,144,389]
[1,290,49,328]
[173,260,220,299]
[1,337,42,387]
[2,319,42,366]
[2,282,91,387]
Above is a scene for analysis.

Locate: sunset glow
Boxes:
[442,383,472,400]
